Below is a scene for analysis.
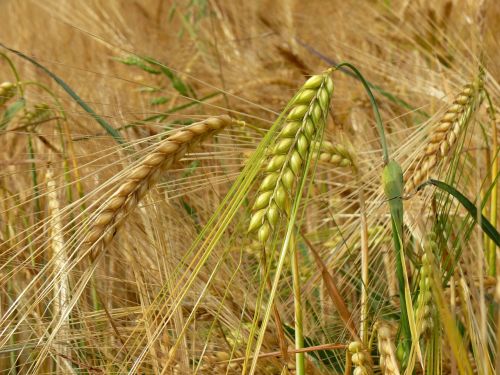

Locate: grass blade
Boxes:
[419,179,500,247]
[0,43,125,145]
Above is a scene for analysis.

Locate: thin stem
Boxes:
[484,91,498,276]
[335,63,389,164]
[358,177,369,344]
[259,246,291,369]
[0,52,24,96]
[290,232,305,375]
[27,134,41,220]
[230,343,346,362]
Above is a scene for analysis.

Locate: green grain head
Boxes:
[248,72,334,244]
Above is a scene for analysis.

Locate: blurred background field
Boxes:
[0,1,498,374]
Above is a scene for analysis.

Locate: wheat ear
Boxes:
[86,115,237,253]
[405,72,484,193]
[247,72,334,242]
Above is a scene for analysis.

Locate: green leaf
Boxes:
[115,55,161,75]
[0,98,25,129]
[336,63,389,164]
[119,54,197,99]
[0,43,125,145]
[159,66,195,98]
[141,56,197,98]
[419,179,500,247]
[150,96,169,106]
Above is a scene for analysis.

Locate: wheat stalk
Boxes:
[86,115,238,255]
[405,72,484,193]
[46,165,76,374]
[247,72,334,243]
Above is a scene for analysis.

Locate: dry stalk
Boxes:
[46,166,75,374]
[86,115,238,255]
[405,72,484,193]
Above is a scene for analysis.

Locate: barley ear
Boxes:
[349,341,374,375]
[405,71,485,193]
[377,321,400,375]
[247,72,334,243]
[86,115,236,256]
[311,140,355,168]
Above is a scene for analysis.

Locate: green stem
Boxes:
[335,63,389,164]
[290,232,305,374]
[484,90,498,277]
[391,217,411,356]
[0,52,24,96]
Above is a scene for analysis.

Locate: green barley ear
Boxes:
[245,71,333,375]
[311,140,354,168]
[21,103,52,125]
[247,72,334,243]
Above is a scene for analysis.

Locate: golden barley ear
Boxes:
[405,71,484,193]
[377,321,401,375]
[85,115,237,256]
[349,341,374,375]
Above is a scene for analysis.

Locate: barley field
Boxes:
[0,1,499,374]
